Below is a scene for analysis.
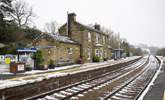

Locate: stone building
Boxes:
[33,34,80,66]
[59,13,111,63]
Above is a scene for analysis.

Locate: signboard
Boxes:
[4,55,14,64]
[5,57,11,64]
[17,64,25,71]
[17,48,37,52]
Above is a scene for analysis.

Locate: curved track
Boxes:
[26,57,150,100]
[102,56,159,100]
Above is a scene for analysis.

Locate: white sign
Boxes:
[17,64,24,71]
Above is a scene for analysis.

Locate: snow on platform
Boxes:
[0,56,140,90]
[0,64,9,73]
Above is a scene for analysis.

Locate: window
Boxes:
[103,36,105,44]
[95,49,99,57]
[68,48,73,54]
[96,33,99,43]
[87,48,91,60]
[100,49,103,59]
[88,32,91,42]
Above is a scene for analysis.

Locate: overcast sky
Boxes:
[23,0,165,47]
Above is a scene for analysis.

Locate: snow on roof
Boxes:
[51,34,77,44]
[41,34,79,44]
[95,43,103,47]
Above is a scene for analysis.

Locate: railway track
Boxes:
[102,56,159,100]
[26,57,149,100]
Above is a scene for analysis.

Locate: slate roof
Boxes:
[75,22,109,36]
[51,34,78,44]
[40,33,79,45]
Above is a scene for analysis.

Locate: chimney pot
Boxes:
[68,13,76,22]
[94,24,100,30]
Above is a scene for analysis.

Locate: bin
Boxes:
[10,62,25,73]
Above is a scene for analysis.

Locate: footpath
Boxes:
[142,57,165,100]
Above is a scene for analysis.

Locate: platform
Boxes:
[143,57,165,100]
[0,56,140,90]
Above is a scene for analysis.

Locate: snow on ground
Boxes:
[0,56,140,90]
[71,56,141,74]
[0,64,9,73]
[0,56,140,75]
[24,64,80,75]
[46,72,67,79]
[0,72,68,90]
[0,64,80,75]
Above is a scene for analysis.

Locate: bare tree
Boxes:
[10,0,34,27]
[44,21,58,35]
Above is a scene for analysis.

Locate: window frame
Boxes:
[96,33,99,44]
[88,32,91,42]
[68,48,73,55]
[87,48,91,60]
[95,49,100,57]
[103,36,105,44]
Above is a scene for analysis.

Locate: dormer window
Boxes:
[88,32,91,42]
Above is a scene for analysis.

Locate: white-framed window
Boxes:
[103,36,105,44]
[87,48,91,60]
[100,49,103,59]
[88,32,91,42]
[95,49,100,57]
[68,48,73,54]
[96,33,99,43]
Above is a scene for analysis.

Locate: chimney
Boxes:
[67,13,76,37]
[94,24,100,31]
[68,13,76,22]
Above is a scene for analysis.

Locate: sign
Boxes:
[17,64,24,71]
[17,48,37,52]
[5,57,11,64]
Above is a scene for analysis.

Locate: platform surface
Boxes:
[143,58,165,100]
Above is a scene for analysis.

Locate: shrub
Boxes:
[33,50,44,69]
[48,59,55,69]
[103,58,108,61]
[93,56,100,62]
[25,67,32,71]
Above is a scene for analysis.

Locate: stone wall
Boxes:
[59,20,111,63]
[35,38,80,66]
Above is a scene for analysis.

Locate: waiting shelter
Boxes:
[17,48,37,69]
[113,49,124,60]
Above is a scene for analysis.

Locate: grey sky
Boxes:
[23,0,165,47]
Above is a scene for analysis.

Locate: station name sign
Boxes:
[17,48,37,53]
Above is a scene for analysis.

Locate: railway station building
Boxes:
[59,13,112,63]
[34,13,112,67]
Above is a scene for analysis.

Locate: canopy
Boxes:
[17,48,37,53]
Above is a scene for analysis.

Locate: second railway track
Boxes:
[26,56,160,100]
[102,56,159,100]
